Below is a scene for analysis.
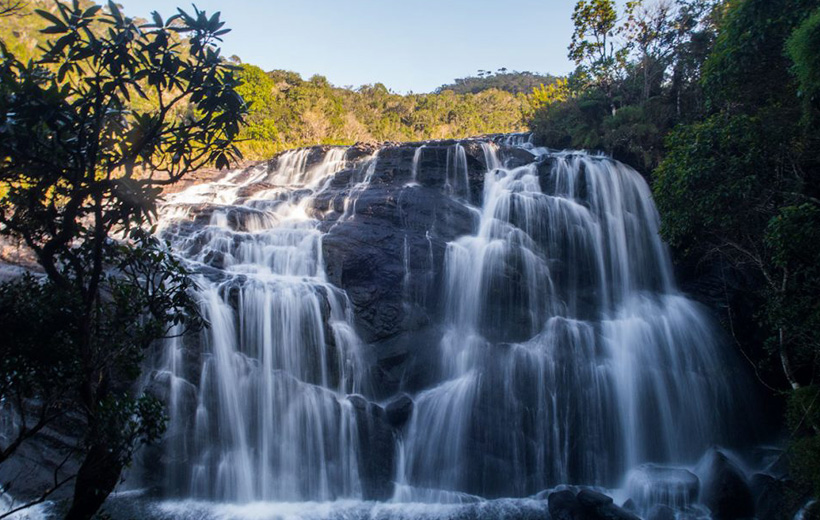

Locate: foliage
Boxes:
[569,0,626,105]
[0,2,244,518]
[765,204,820,383]
[703,0,818,111]
[530,78,570,109]
[788,386,820,497]
[532,0,719,172]
[786,8,820,123]
[0,0,60,62]
[653,113,783,253]
[0,2,538,163]
[436,70,557,95]
[532,0,820,498]
[0,0,24,17]
[622,0,678,101]
[235,64,280,158]
[530,89,610,150]
[233,67,532,157]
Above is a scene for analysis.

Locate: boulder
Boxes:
[647,505,676,520]
[548,490,585,520]
[750,473,792,520]
[577,489,614,508]
[627,464,700,508]
[698,449,755,519]
[384,394,414,428]
[498,145,536,169]
[548,490,640,520]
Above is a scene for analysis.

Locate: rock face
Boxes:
[348,395,395,500]
[750,473,789,520]
[137,135,759,507]
[646,505,676,520]
[697,449,755,520]
[384,394,414,428]
[0,411,83,503]
[548,490,640,520]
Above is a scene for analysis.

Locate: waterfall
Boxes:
[151,148,368,502]
[391,147,740,500]
[140,137,754,514]
[408,145,426,186]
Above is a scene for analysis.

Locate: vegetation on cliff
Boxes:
[529,0,820,499]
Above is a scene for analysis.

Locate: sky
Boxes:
[119,0,589,94]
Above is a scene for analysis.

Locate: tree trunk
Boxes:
[777,270,800,391]
[780,327,801,391]
[64,443,124,520]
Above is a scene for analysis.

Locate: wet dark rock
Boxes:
[627,464,700,508]
[698,449,754,520]
[548,490,585,520]
[0,411,84,503]
[384,394,414,428]
[577,489,613,508]
[750,473,793,520]
[363,310,442,391]
[499,146,536,169]
[321,168,475,345]
[322,220,406,344]
[235,181,275,199]
[647,504,676,520]
[591,504,641,520]
[796,500,820,520]
[347,395,395,501]
[748,447,790,480]
[548,490,640,520]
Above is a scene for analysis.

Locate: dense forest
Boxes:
[529,0,820,501]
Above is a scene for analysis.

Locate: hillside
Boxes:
[0,1,551,161]
[236,66,535,159]
[437,70,557,95]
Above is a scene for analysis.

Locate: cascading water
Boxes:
[136,136,757,519]
[150,148,368,502]
[392,147,741,502]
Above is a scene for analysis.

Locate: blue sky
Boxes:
[120,0,592,93]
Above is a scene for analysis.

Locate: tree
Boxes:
[622,0,678,101]
[786,7,820,127]
[568,0,626,112]
[530,78,570,109]
[655,0,820,390]
[0,1,245,518]
[531,0,721,172]
[652,3,820,497]
[236,64,280,158]
[0,1,23,16]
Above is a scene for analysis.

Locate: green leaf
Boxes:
[35,8,66,27]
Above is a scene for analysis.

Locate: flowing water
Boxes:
[135,137,755,518]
